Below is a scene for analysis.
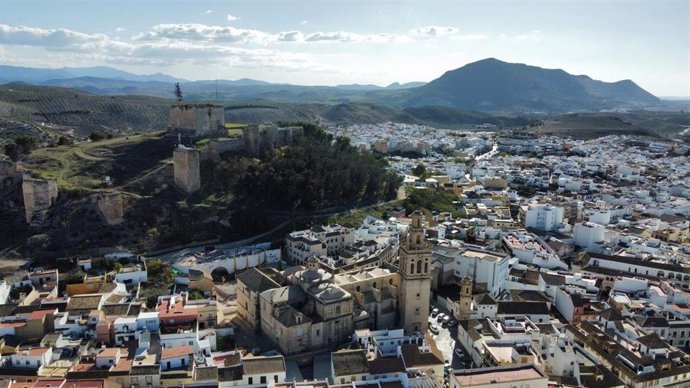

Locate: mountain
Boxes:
[0,60,662,113]
[0,65,183,84]
[386,81,426,89]
[402,58,659,112]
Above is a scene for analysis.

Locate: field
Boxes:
[0,83,171,134]
[531,112,690,139]
[24,132,174,190]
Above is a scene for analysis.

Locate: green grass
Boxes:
[225,123,248,129]
[25,132,171,190]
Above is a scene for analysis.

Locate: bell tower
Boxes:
[398,210,432,334]
[458,276,473,319]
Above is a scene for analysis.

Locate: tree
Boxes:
[89,131,107,142]
[412,163,428,178]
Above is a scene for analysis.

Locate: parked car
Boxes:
[454,348,464,358]
[444,359,451,367]
[448,319,458,327]
[437,313,446,323]
[431,308,439,317]
[429,324,440,334]
[443,315,451,325]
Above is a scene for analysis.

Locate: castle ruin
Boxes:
[242,124,303,155]
[173,146,201,193]
[95,191,125,225]
[22,176,58,225]
[169,104,225,138]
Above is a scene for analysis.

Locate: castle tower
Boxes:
[397,210,432,334]
[458,276,473,320]
[173,146,201,193]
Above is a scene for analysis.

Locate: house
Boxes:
[451,364,548,388]
[331,349,369,384]
[10,346,52,369]
[160,345,193,371]
[237,268,281,332]
[496,301,551,323]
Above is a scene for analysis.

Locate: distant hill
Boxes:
[402,58,659,112]
[0,65,183,83]
[0,83,171,133]
[0,60,662,113]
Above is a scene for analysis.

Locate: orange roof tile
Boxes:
[161,345,194,360]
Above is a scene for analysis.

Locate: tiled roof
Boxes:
[66,295,102,311]
[332,350,368,377]
[243,355,286,375]
[130,364,160,376]
[161,345,194,360]
[400,344,443,368]
[237,268,280,293]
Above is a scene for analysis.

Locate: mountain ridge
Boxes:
[0,59,661,113]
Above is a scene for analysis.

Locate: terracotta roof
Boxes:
[27,309,56,321]
[97,348,120,358]
[161,345,194,360]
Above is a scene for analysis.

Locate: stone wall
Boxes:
[22,176,58,225]
[173,147,201,193]
[95,191,125,225]
[169,105,225,138]
[242,124,303,155]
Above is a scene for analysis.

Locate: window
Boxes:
[249,377,253,384]
[261,376,267,384]
[415,307,420,315]
[145,376,153,384]
[131,377,138,385]
[189,341,194,345]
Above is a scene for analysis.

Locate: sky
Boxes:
[1,0,689,96]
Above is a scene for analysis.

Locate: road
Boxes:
[427,305,474,369]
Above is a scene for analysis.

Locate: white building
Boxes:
[525,204,564,232]
[573,222,606,251]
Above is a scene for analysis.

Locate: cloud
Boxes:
[134,24,270,44]
[226,14,240,21]
[0,24,132,53]
[134,23,409,44]
[204,9,213,14]
[300,20,308,25]
[115,27,127,33]
[409,25,459,37]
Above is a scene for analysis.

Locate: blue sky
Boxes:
[1,0,688,96]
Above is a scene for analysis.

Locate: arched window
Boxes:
[410,263,414,274]
[424,262,428,273]
[417,260,422,274]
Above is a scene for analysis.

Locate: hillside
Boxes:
[531,111,690,139]
[404,58,659,112]
[0,83,171,134]
[0,60,666,114]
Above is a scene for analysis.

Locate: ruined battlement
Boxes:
[22,176,58,226]
[95,191,125,225]
[169,105,225,138]
[173,147,201,193]
[242,124,303,155]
